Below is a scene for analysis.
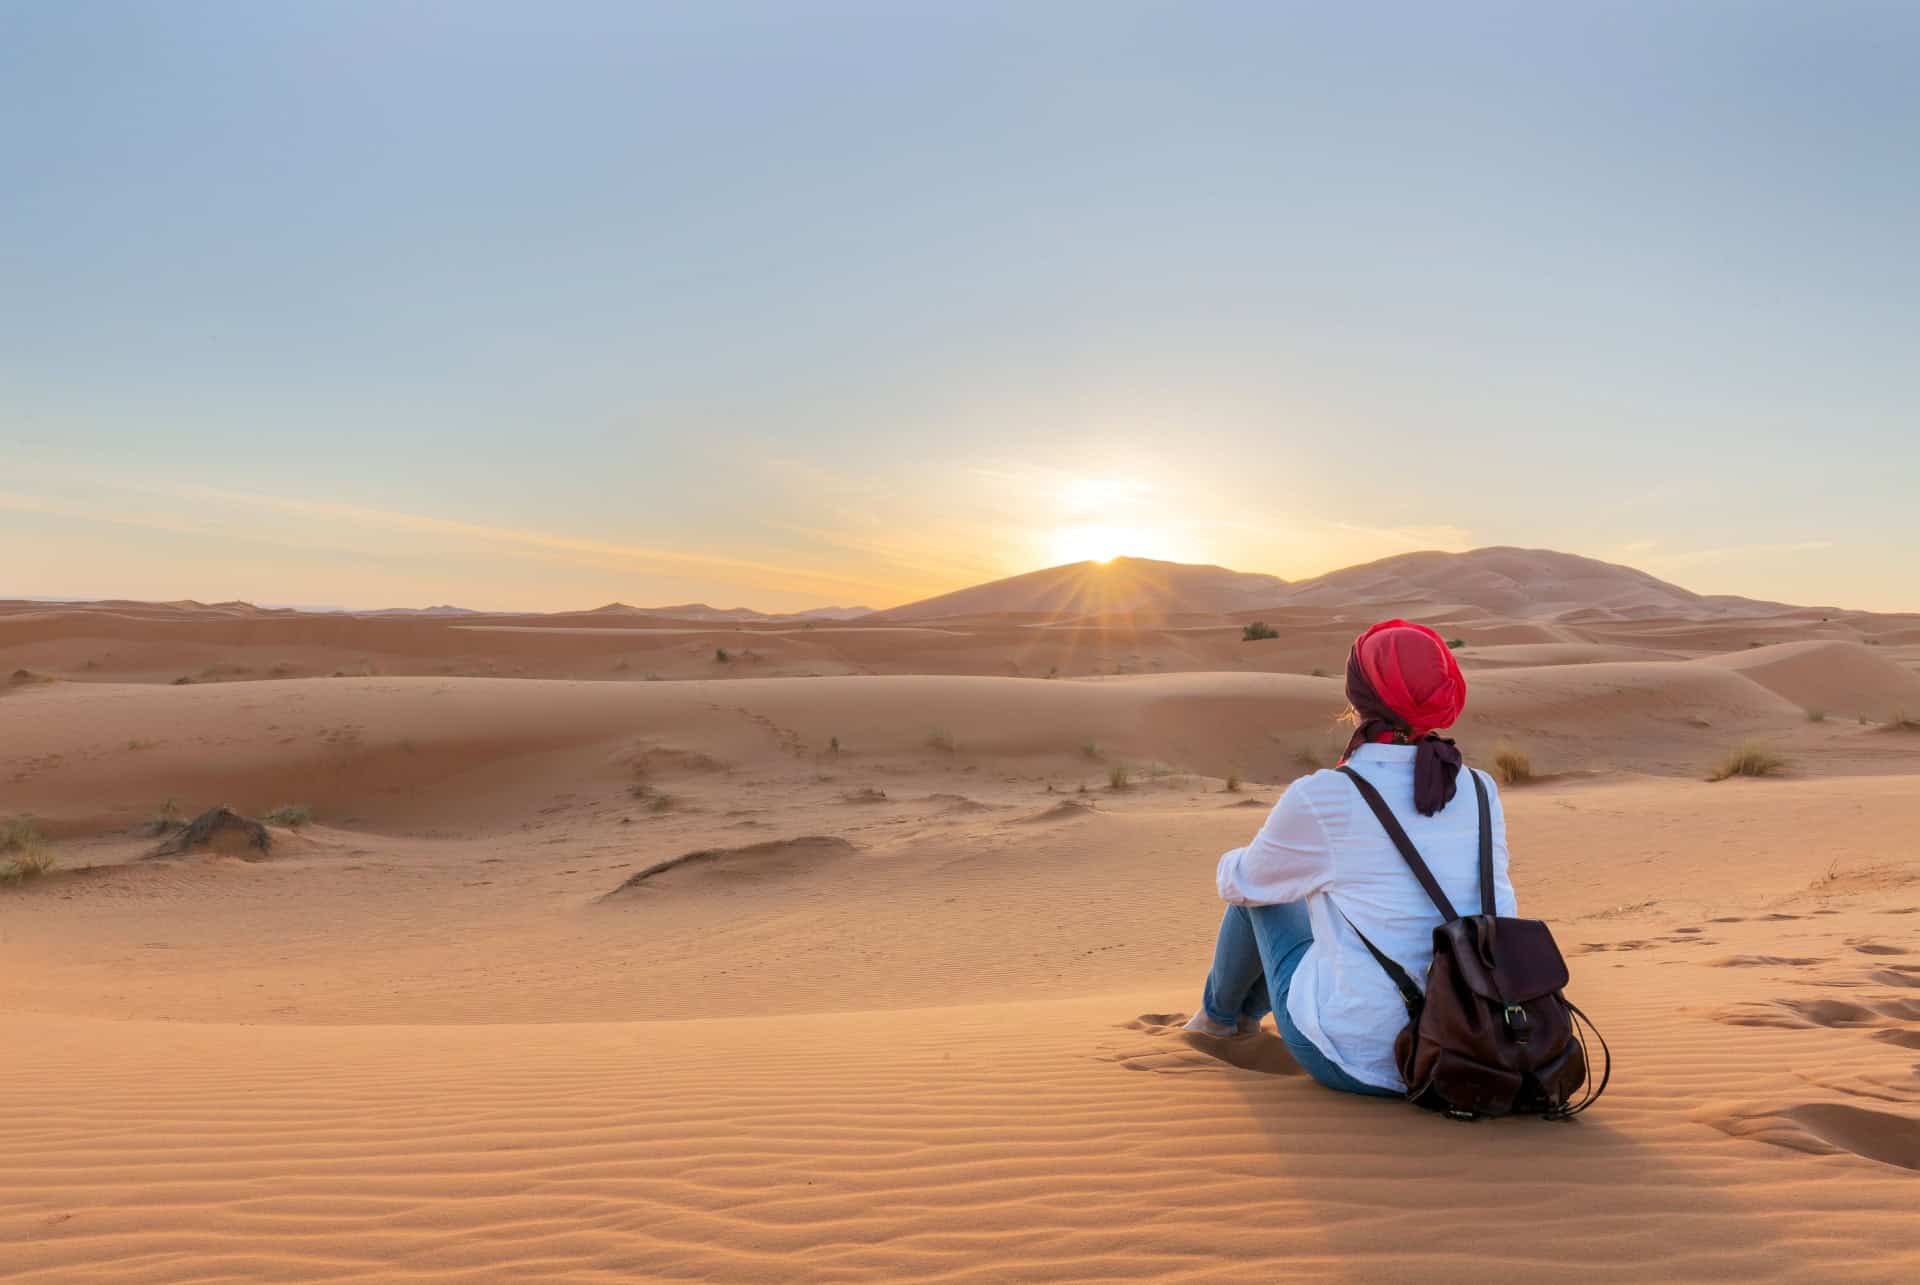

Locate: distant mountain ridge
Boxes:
[868,547,1803,623]
[866,557,1291,622]
[1270,546,1797,620]
[13,548,1819,623]
[581,602,874,623]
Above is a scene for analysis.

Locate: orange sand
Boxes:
[4,585,1919,1281]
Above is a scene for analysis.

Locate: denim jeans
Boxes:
[1200,902,1399,1097]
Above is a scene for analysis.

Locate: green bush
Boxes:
[1241,621,1278,642]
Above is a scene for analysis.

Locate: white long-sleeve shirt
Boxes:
[1215,741,1516,1091]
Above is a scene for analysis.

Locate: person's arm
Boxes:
[1215,778,1334,906]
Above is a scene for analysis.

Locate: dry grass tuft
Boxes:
[264,804,311,828]
[927,727,957,753]
[1,817,56,885]
[147,798,184,836]
[1709,739,1786,781]
[1224,770,1241,793]
[1108,763,1131,790]
[1492,746,1534,786]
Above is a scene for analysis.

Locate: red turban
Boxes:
[1353,619,1466,738]
[1341,619,1468,814]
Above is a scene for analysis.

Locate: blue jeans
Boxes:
[1201,902,1399,1097]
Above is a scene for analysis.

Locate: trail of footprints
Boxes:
[1100,909,1920,1172]
[1703,911,1920,1172]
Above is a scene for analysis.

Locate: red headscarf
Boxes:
[1340,619,1468,814]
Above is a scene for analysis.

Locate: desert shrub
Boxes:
[1294,747,1323,771]
[927,727,957,753]
[1310,667,1328,678]
[829,736,841,754]
[714,647,731,664]
[1108,763,1131,790]
[1446,638,1466,650]
[1,818,55,885]
[1887,712,1920,732]
[1492,746,1533,786]
[1080,738,1102,760]
[147,798,184,835]
[1709,739,1785,781]
[1806,709,1826,722]
[2,817,42,854]
[1224,770,1241,793]
[264,804,311,828]
[1242,621,1278,642]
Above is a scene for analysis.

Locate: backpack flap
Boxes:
[1436,915,1570,1006]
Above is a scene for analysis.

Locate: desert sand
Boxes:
[4,556,1920,1281]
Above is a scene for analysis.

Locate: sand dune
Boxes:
[1703,639,1920,719]
[5,599,1920,1281]
[1275,546,1796,619]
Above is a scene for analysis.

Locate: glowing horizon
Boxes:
[5,5,1917,614]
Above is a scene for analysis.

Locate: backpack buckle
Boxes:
[1503,1004,1531,1041]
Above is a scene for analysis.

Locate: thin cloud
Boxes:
[1635,540,1835,569]
[6,480,904,602]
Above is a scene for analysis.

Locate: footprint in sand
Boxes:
[1869,966,1920,989]
[1106,1014,1306,1078]
[1716,998,1886,1030]
[1795,1066,1920,1106]
[1702,1102,1920,1172]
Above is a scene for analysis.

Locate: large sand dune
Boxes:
[5,598,1920,1280]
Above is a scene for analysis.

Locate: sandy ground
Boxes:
[4,606,1920,1281]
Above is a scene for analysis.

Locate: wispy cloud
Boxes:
[1623,540,1835,570]
[3,480,909,602]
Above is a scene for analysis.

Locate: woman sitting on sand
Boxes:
[1185,619,1514,1095]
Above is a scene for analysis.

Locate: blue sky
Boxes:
[4,2,1916,611]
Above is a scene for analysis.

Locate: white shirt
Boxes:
[1214,742,1516,1091]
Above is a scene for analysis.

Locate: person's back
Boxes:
[1214,743,1515,1090]
[1187,618,1506,1096]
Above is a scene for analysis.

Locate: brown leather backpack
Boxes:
[1339,765,1609,1120]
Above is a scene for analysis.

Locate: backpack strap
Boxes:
[1337,906,1425,1018]
[1472,768,1495,918]
[1338,765,1461,921]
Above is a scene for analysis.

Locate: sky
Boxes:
[4,1,1917,613]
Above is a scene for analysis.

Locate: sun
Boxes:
[1051,523,1150,565]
